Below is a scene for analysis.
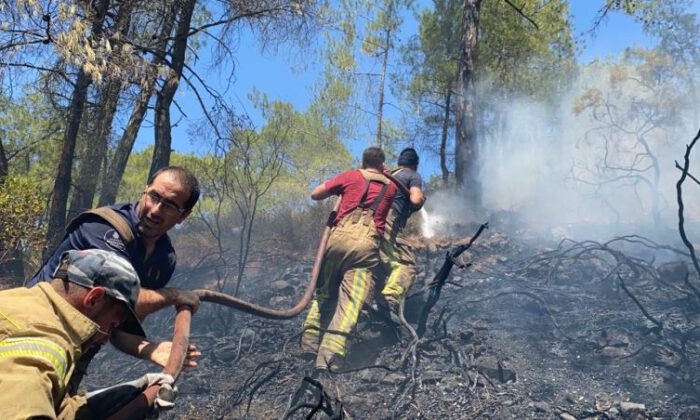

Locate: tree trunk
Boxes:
[455,0,481,207]
[98,84,152,205]
[0,136,22,282]
[45,71,94,250]
[375,1,397,148]
[233,198,256,297]
[376,29,391,147]
[71,0,133,212]
[440,85,452,185]
[0,137,7,178]
[45,0,110,250]
[149,0,196,179]
[69,80,121,216]
[99,3,176,204]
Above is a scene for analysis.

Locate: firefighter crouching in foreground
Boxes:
[0,249,175,419]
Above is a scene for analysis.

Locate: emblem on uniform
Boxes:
[104,229,126,252]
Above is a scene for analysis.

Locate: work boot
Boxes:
[311,367,329,380]
[316,353,345,372]
[328,354,345,371]
[301,352,317,363]
[370,301,403,327]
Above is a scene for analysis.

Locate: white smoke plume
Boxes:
[421,60,700,241]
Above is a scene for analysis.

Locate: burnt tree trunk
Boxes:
[149,0,196,179]
[45,72,95,250]
[440,84,452,185]
[99,85,152,205]
[99,4,176,204]
[69,80,121,215]
[455,0,481,207]
[70,1,133,213]
[45,0,110,250]
[0,137,7,178]
[375,20,392,147]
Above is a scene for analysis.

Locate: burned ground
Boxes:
[86,222,700,419]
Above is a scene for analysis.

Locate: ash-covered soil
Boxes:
[85,222,700,419]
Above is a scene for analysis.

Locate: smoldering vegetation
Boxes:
[474,57,700,243]
[81,52,700,419]
[85,209,700,418]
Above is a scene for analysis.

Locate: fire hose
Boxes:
[111,171,409,418]
[108,196,337,419]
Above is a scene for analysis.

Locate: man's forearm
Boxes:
[410,187,425,210]
[311,183,331,200]
[111,330,150,358]
[136,287,200,318]
[136,288,176,318]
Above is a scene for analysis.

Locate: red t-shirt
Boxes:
[324,169,397,236]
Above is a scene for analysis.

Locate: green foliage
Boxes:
[0,175,46,264]
[412,0,461,90]
[0,91,63,186]
[114,146,204,203]
[0,87,62,268]
[574,49,687,126]
[479,0,576,103]
[608,0,663,17]
[114,145,152,202]
[400,0,462,164]
[314,0,413,147]
[361,0,407,57]
[253,93,353,211]
[617,0,700,123]
[310,6,362,145]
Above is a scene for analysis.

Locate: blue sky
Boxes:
[137,1,700,177]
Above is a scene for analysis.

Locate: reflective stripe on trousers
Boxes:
[300,208,380,365]
[318,267,371,357]
[372,232,416,309]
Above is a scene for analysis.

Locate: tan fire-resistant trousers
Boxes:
[372,210,417,312]
[301,210,380,369]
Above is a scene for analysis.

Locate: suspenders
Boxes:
[349,170,390,225]
[66,207,135,244]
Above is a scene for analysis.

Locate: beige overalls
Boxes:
[301,169,392,369]
[374,204,418,313]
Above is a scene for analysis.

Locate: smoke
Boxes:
[422,59,700,241]
[419,197,469,239]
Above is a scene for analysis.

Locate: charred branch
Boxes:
[675,162,700,188]
[617,274,663,332]
[674,128,700,301]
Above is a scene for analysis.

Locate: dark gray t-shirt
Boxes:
[391,167,423,229]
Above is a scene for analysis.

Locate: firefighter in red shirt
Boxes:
[301,147,397,370]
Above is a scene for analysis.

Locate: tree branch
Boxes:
[502,0,539,30]
[674,128,700,301]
